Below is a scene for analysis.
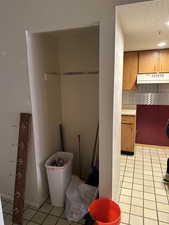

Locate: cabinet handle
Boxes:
[161,64,162,72]
[154,65,156,72]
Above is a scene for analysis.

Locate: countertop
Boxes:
[121,109,136,116]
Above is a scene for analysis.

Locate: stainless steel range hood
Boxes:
[137,73,169,84]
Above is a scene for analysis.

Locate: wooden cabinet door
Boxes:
[139,50,159,73]
[159,49,169,73]
[121,123,134,152]
[123,52,138,90]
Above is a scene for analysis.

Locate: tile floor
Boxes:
[1,197,85,225]
[1,145,169,225]
[119,145,169,225]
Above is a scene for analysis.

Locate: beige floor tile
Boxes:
[131,205,143,216]
[144,180,154,187]
[132,190,143,199]
[42,215,58,225]
[120,195,131,204]
[157,202,169,213]
[144,199,156,210]
[144,208,157,220]
[144,186,154,193]
[122,181,132,189]
[121,212,129,224]
[39,202,53,213]
[23,220,29,225]
[154,176,162,182]
[154,182,166,189]
[130,215,143,225]
[27,222,39,225]
[50,207,64,216]
[124,171,133,177]
[144,166,152,170]
[31,212,47,224]
[144,192,156,201]
[133,184,143,191]
[131,197,143,207]
[133,178,143,185]
[155,188,167,196]
[156,195,168,204]
[144,218,158,225]
[121,188,132,196]
[24,208,37,220]
[153,171,163,177]
[56,219,70,225]
[158,211,169,223]
[144,175,153,181]
[144,170,153,175]
[123,177,133,183]
[119,202,130,213]
[159,222,169,225]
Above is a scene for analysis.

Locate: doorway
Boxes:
[26,25,99,205]
[116,0,169,224]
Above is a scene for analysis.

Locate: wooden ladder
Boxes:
[12,113,31,225]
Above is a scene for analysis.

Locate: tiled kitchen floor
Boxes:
[1,145,169,225]
[119,145,169,225]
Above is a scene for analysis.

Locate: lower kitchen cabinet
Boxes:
[121,115,136,155]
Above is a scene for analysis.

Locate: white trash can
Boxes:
[45,152,73,207]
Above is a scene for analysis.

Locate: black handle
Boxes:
[166,119,169,139]
[84,213,96,225]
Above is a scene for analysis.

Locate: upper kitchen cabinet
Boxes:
[138,50,159,74]
[123,51,138,90]
[159,49,169,73]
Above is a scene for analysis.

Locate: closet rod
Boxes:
[63,71,99,75]
[44,71,99,78]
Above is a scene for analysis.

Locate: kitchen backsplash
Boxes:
[122,84,169,105]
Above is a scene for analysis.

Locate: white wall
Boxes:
[57,28,99,178]
[61,75,99,177]
[0,0,150,207]
[112,9,124,201]
[57,27,99,74]
[26,33,62,205]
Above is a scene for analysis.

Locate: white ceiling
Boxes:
[117,0,169,51]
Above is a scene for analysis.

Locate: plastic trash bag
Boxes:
[65,176,98,222]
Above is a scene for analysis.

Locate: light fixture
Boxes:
[158,42,167,47]
[165,21,169,26]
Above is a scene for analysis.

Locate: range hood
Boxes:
[137,73,169,84]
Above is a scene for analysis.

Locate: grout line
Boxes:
[142,147,145,225]
[128,149,137,225]
[119,155,128,201]
[150,149,160,225]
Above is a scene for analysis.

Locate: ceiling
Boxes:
[117,0,169,51]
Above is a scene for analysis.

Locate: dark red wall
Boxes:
[136,105,169,146]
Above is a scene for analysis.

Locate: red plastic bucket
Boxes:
[88,198,121,225]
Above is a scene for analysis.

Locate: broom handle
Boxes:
[77,134,82,179]
[59,124,65,152]
[91,123,99,168]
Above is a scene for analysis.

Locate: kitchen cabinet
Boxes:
[121,115,136,154]
[138,50,159,74]
[123,52,138,90]
[159,49,169,73]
